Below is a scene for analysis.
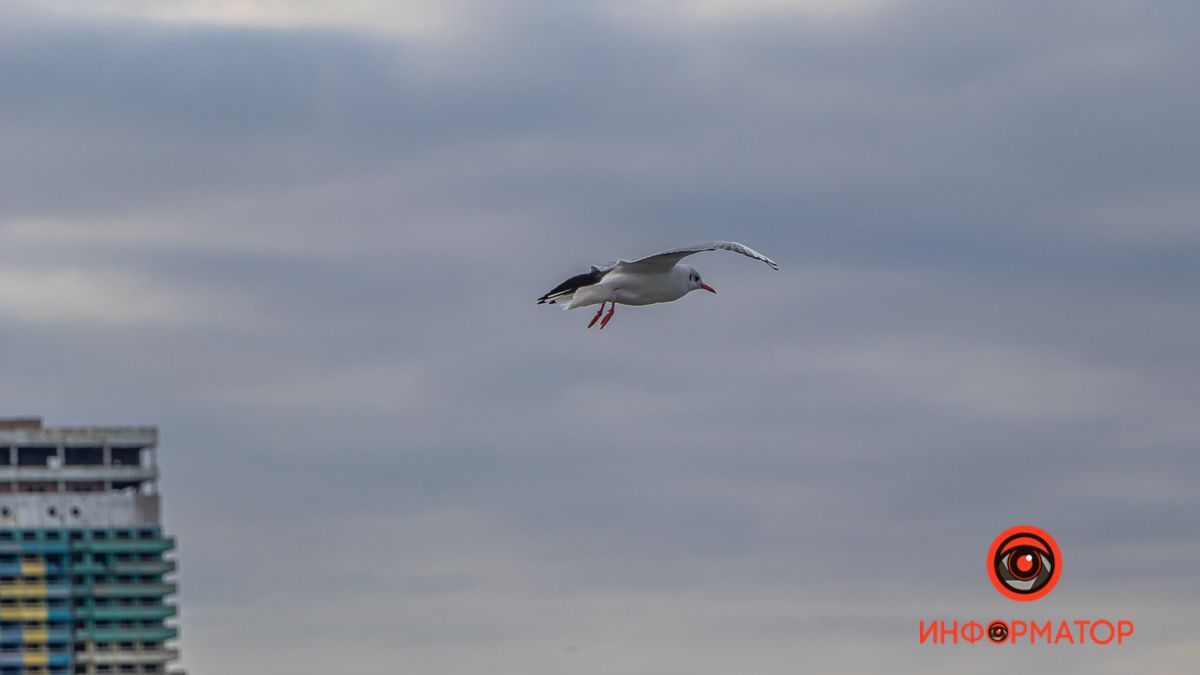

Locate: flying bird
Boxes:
[537,241,779,329]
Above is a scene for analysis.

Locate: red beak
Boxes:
[700,283,717,294]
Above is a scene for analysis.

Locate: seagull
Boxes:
[537,241,779,329]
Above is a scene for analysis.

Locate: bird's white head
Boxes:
[683,265,717,295]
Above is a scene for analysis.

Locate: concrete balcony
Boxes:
[0,582,70,598]
[73,647,180,665]
[0,541,69,555]
[0,627,72,644]
[67,561,106,574]
[0,651,71,667]
[74,626,178,642]
[73,605,178,621]
[111,560,176,575]
[76,582,177,598]
[0,606,71,621]
[72,538,175,554]
[0,466,156,483]
[0,561,67,576]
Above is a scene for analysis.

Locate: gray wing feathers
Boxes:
[617,241,779,272]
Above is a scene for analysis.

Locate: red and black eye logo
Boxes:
[987,526,1061,601]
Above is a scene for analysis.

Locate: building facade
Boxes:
[0,419,181,675]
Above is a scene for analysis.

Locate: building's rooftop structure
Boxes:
[0,418,182,675]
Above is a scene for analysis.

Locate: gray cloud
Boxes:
[1,1,1198,673]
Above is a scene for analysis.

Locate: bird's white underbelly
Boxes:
[603,271,686,306]
[566,270,688,309]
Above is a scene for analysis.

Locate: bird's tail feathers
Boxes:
[537,290,576,309]
[537,269,603,309]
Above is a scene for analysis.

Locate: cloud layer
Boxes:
[1,1,1198,673]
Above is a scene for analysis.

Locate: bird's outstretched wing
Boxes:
[614,241,779,273]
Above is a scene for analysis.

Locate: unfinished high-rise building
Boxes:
[0,418,182,675]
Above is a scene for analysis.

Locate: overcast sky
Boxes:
[1,1,1198,673]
